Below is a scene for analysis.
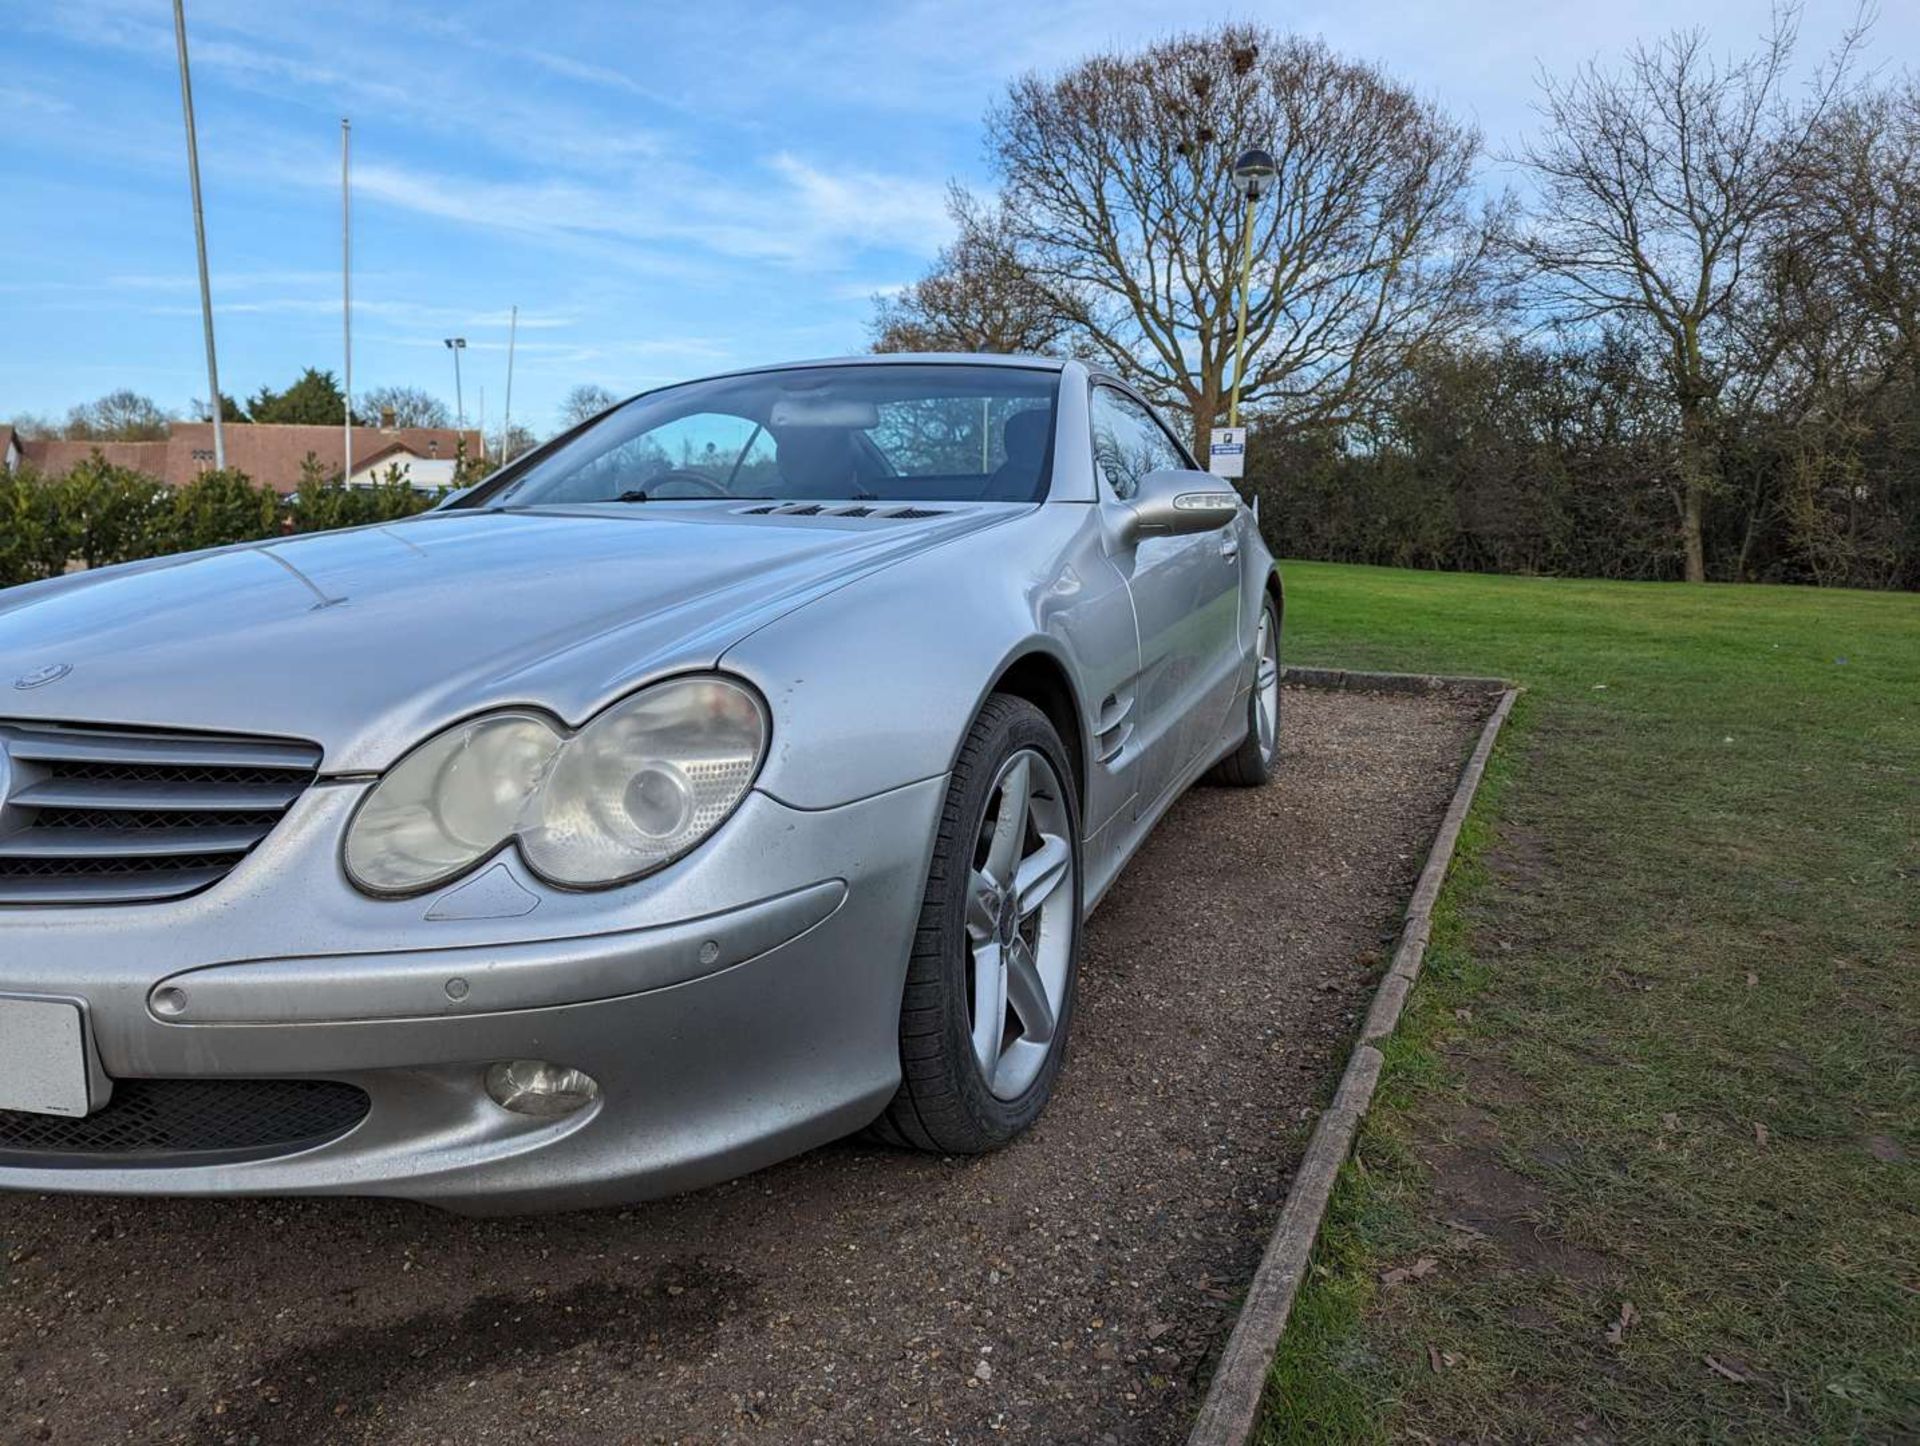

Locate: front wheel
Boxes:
[872,695,1082,1154]
[1207,595,1281,787]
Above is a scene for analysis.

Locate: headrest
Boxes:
[1002,408,1050,465]
[774,428,859,495]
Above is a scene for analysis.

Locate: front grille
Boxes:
[0,1079,369,1165]
[0,721,321,905]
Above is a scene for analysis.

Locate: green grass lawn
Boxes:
[1259,563,1918,1443]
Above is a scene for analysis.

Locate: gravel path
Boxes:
[1,686,1488,1446]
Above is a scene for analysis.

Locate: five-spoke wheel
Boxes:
[1209,593,1283,786]
[873,695,1083,1153]
[1254,604,1280,768]
[964,749,1075,1100]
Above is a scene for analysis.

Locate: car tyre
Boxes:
[1208,594,1282,787]
[872,694,1083,1155]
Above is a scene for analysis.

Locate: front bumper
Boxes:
[0,775,947,1213]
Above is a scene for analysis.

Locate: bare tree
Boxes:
[559,383,619,431]
[987,25,1500,457]
[492,422,538,464]
[1725,77,1919,584]
[7,412,57,440]
[1785,80,1920,372]
[872,188,1073,356]
[1511,12,1860,580]
[358,385,452,429]
[64,389,172,441]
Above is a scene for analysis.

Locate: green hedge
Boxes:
[0,453,443,590]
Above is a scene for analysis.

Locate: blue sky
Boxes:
[2,0,1905,436]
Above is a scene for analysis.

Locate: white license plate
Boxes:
[0,997,91,1117]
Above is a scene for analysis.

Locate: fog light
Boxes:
[484,1059,600,1117]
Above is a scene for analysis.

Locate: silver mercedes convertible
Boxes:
[0,355,1280,1213]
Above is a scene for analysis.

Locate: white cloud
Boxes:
[766,155,951,257]
[142,296,577,329]
[338,151,952,272]
[0,81,76,116]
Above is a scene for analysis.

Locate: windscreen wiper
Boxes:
[613,491,784,504]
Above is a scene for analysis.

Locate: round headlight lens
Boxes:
[344,677,767,897]
[344,712,562,895]
[522,676,766,887]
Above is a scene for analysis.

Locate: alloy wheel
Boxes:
[1254,608,1280,766]
[964,749,1075,1100]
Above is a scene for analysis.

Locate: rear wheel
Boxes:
[873,695,1082,1154]
[1208,595,1281,786]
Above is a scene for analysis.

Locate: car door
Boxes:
[1088,384,1243,818]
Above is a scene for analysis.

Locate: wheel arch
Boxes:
[1263,564,1285,638]
[982,648,1088,815]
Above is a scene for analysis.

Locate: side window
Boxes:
[1090,387,1186,500]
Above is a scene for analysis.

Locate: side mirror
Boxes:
[1117,469,1240,545]
[434,485,475,510]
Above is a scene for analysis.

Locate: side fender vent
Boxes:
[1095,691,1135,765]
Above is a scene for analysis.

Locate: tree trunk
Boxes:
[1678,400,1710,583]
[1682,483,1707,583]
[1189,383,1221,470]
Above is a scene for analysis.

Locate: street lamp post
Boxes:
[1227,148,1277,429]
[444,337,467,427]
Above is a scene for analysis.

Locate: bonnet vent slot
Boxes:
[733,502,952,520]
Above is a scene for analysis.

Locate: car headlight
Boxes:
[344,676,768,897]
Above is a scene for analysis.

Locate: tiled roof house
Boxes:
[7,423,483,495]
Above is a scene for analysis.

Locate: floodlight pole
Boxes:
[342,117,352,485]
[173,0,224,470]
[503,304,518,463]
[444,338,466,426]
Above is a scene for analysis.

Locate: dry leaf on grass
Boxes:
[1605,1300,1638,1346]
[1381,1256,1440,1288]
[1865,1134,1906,1164]
[1754,1121,1770,1147]
[1745,972,1759,988]
[1705,1354,1753,1384]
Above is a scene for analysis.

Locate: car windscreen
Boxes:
[480,364,1061,509]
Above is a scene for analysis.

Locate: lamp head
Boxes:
[1231,148,1277,200]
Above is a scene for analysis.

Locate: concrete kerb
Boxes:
[1281,665,1511,697]
[1185,669,1521,1446]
